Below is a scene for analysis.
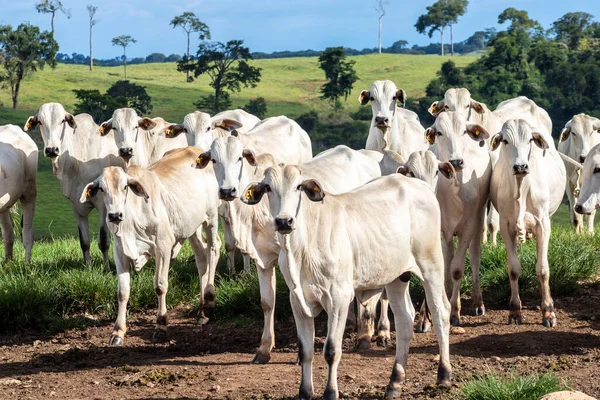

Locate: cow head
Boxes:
[195,136,274,201]
[359,80,406,131]
[25,103,77,159]
[490,119,549,176]
[425,111,489,172]
[559,114,600,164]
[428,88,486,120]
[80,167,149,224]
[162,111,243,149]
[241,164,324,234]
[99,108,156,162]
[396,150,455,192]
[575,144,600,215]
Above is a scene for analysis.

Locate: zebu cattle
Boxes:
[575,143,600,216]
[0,125,37,262]
[25,103,123,265]
[241,169,451,399]
[80,147,220,344]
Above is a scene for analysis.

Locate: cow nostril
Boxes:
[580,156,586,163]
[287,217,294,227]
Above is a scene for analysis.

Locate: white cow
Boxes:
[80,147,220,344]
[241,169,451,399]
[25,103,124,265]
[494,96,554,146]
[429,88,503,244]
[162,109,260,272]
[194,116,312,363]
[490,119,566,327]
[576,143,600,215]
[0,125,37,262]
[425,111,492,326]
[359,80,428,158]
[162,109,260,149]
[558,114,600,233]
[99,108,188,168]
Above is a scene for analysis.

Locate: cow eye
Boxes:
[435,170,439,176]
[437,131,443,136]
[370,96,375,101]
[465,105,470,109]
[444,105,449,109]
[99,187,104,192]
[211,159,216,164]
[206,126,211,132]
[238,157,243,162]
[407,172,414,178]
[503,140,508,145]
[594,167,600,174]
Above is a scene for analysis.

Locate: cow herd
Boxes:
[0,80,599,399]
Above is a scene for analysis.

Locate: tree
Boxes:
[318,47,358,109]
[498,8,541,34]
[178,40,261,114]
[87,5,97,71]
[170,12,210,82]
[73,89,125,122]
[388,40,409,53]
[445,0,469,56]
[415,1,451,56]
[111,35,136,79]
[374,0,388,54]
[551,12,595,49]
[35,0,71,36]
[0,23,58,109]
[146,53,166,63]
[243,97,268,119]
[106,80,152,114]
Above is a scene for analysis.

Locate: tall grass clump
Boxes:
[459,371,567,400]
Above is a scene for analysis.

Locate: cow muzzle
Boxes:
[108,212,124,223]
[119,147,134,161]
[512,164,529,175]
[574,204,592,215]
[44,147,59,158]
[449,159,464,171]
[274,216,294,234]
[219,187,237,201]
[375,116,390,130]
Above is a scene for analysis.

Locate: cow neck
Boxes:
[132,130,155,168]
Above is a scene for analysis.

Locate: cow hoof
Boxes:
[152,328,168,342]
[376,335,391,347]
[473,305,486,316]
[251,351,271,364]
[437,379,453,388]
[355,337,372,351]
[385,386,403,399]
[508,314,522,325]
[196,316,209,326]
[542,316,557,328]
[323,386,338,400]
[108,335,123,345]
[415,320,431,333]
[450,315,461,326]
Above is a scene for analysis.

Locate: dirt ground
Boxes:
[2,284,600,400]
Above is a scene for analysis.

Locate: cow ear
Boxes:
[395,89,406,107]
[138,117,157,131]
[163,124,186,138]
[80,180,100,203]
[466,124,490,144]
[127,178,149,200]
[64,113,77,129]
[438,161,456,180]
[532,132,549,150]
[99,120,113,136]
[490,134,503,151]
[212,118,243,131]
[242,149,258,166]
[428,100,444,117]
[24,116,39,132]
[396,164,409,175]
[470,101,485,114]
[358,90,370,106]
[559,127,571,142]
[241,182,270,205]
[591,117,600,132]
[194,151,211,169]
[425,127,437,145]
[299,179,325,202]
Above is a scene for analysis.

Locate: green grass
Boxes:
[459,371,567,400]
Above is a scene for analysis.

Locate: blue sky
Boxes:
[0,0,598,59]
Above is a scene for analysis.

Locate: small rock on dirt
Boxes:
[0,378,22,386]
[540,390,596,400]
[209,384,220,392]
[432,355,440,362]
[490,356,501,362]
[451,327,466,335]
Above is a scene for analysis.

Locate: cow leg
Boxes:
[346,299,356,334]
[0,211,14,262]
[109,247,131,345]
[221,214,237,274]
[500,219,522,325]
[385,276,415,399]
[74,211,91,265]
[153,251,171,342]
[568,188,583,233]
[242,254,252,271]
[253,265,276,364]
[20,196,35,263]
[204,218,221,312]
[415,300,431,333]
[97,205,110,270]
[292,296,316,400]
[323,288,352,400]
[469,237,485,316]
[536,216,556,328]
[189,231,210,325]
[488,204,500,246]
[377,288,392,346]
[585,211,596,234]
[448,235,469,326]
[355,289,380,350]
[441,236,454,297]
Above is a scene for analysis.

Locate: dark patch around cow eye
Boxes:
[594,167,600,174]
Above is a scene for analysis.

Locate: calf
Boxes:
[242,169,451,399]
[425,111,492,326]
[558,114,600,233]
[0,125,37,262]
[490,119,566,327]
[80,147,220,344]
[576,143,600,216]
